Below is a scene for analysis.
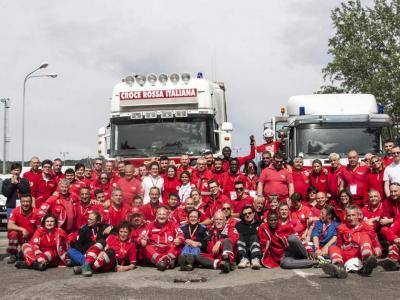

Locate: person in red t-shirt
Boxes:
[221,135,256,172]
[289,193,312,238]
[104,189,129,227]
[230,181,254,216]
[340,150,369,207]
[382,139,395,167]
[51,158,65,184]
[326,153,345,205]
[243,160,259,197]
[117,164,144,206]
[191,158,215,197]
[257,153,294,202]
[163,165,181,203]
[142,187,161,222]
[220,158,248,200]
[202,180,231,222]
[31,159,57,208]
[256,128,282,157]
[334,190,352,223]
[364,156,384,203]
[362,190,384,232]
[291,156,310,199]
[211,158,225,185]
[177,154,194,177]
[309,159,328,194]
[7,194,40,263]
[23,156,42,187]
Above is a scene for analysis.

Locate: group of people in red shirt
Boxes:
[3,136,400,279]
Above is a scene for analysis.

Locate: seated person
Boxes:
[310,205,340,259]
[235,205,262,269]
[139,206,184,271]
[16,213,67,271]
[178,210,210,271]
[6,194,40,264]
[258,211,316,269]
[195,210,238,273]
[73,221,137,276]
[322,206,382,278]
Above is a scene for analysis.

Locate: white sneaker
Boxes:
[238,258,250,269]
[251,258,261,270]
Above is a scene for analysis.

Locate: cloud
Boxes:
[0,0,354,160]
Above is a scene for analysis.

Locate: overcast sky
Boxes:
[0,0,373,162]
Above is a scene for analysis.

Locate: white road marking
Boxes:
[293,270,321,289]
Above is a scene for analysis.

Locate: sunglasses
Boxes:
[243,212,254,216]
[235,187,244,191]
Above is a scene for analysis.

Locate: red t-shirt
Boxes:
[9,207,40,237]
[291,168,310,199]
[259,166,293,200]
[117,177,144,205]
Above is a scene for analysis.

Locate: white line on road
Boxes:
[293,270,321,289]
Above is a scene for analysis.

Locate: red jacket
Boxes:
[162,177,180,203]
[141,202,159,222]
[327,165,345,200]
[381,218,400,243]
[258,222,294,268]
[39,193,77,233]
[342,165,369,206]
[220,172,249,199]
[31,174,57,207]
[363,170,384,202]
[191,169,215,196]
[75,201,105,229]
[140,220,184,249]
[290,204,312,235]
[336,221,381,252]
[23,169,42,186]
[309,171,328,194]
[291,168,310,199]
[104,205,128,227]
[106,234,136,265]
[29,227,68,264]
[203,193,231,219]
[362,203,384,231]
[206,223,239,257]
[69,180,87,200]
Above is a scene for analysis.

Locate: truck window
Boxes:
[111,117,215,157]
[296,124,380,158]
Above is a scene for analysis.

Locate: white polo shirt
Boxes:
[383,162,400,184]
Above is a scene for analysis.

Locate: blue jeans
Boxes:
[67,248,86,266]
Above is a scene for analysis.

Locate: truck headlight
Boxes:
[181,73,190,83]
[136,74,146,86]
[147,74,157,85]
[170,73,179,84]
[159,73,168,84]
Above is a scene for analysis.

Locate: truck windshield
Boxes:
[111,117,215,157]
[297,124,380,158]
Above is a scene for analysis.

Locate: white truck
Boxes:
[97,73,233,165]
[268,94,392,166]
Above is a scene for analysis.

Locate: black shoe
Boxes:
[379,259,399,271]
[32,261,46,271]
[65,258,75,267]
[322,263,348,279]
[73,266,82,275]
[220,261,230,273]
[178,255,187,271]
[156,260,167,272]
[15,261,29,269]
[359,256,378,276]
[7,255,17,264]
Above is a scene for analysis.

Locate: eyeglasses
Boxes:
[262,157,271,160]
[235,187,244,191]
[371,160,380,164]
[274,160,283,164]
[222,207,231,210]
[243,212,254,216]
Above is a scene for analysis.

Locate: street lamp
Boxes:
[60,151,69,164]
[22,63,58,167]
[0,98,10,174]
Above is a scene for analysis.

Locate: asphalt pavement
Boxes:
[1,256,399,300]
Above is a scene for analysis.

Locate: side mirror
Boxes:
[221,122,233,132]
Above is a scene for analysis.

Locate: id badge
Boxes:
[16,199,21,207]
[230,191,237,200]
[350,184,357,195]
[249,190,257,198]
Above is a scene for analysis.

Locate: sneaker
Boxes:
[359,256,378,276]
[7,255,17,264]
[314,257,330,268]
[251,258,261,270]
[238,258,250,269]
[15,261,29,269]
[379,258,399,271]
[219,261,230,273]
[82,264,93,277]
[32,261,46,271]
[156,260,167,272]
[322,263,348,279]
[73,266,82,275]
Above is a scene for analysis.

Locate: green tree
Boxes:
[320,0,400,124]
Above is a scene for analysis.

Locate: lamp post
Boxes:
[0,98,10,174]
[60,151,69,164]
[22,63,57,167]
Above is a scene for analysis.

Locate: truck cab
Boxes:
[271,94,392,166]
[98,73,232,165]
